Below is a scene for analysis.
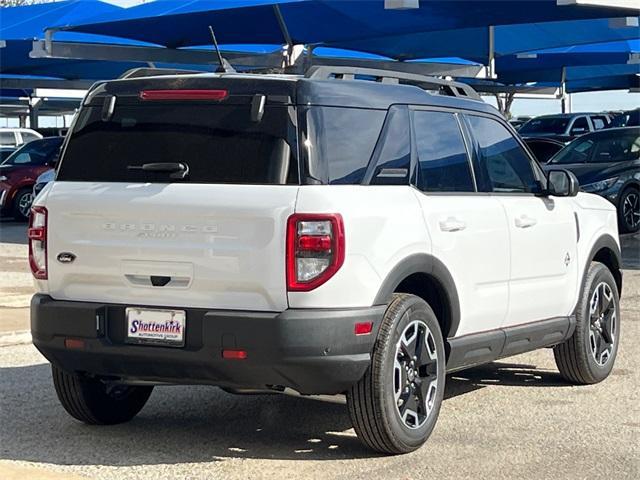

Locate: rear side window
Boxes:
[299,106,386,184]
[0,131,16,146]
[58,103,298,184]
[591,116,607,130]
[467,115,538,193]
[413,110,474,192]
[570,116,590,135]
[21,131,41,143]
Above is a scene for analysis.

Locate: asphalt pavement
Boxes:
[0,219,638,479]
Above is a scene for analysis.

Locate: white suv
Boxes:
[0,128,42,148]
[30,68,623,454]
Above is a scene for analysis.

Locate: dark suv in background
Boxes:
[519,113,611,143]
[545,126,640,233]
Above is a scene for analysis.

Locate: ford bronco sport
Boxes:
[30,66,623,454]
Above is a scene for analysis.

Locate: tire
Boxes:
[52,365,153,425]
[618,187,640,234]
[12,188,33,222]
[347,293,446,454]
[553,262,621,385]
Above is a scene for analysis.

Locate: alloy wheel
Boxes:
[622,191,640,230]
[393,319,438,429]
[588,282,617,367]
[18,192,33,218]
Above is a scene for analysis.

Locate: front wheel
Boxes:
[554,262,621,384]
[347,294,446,454]
[618,187,640,233]
[52,365,153,425]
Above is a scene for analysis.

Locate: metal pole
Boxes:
[560,67,567,114]
[488,26,495,78]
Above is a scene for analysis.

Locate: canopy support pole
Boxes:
[28,96,41,129]
[560,66,571,113]
[487,25,496,79]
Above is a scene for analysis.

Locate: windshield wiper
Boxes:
[127,162,189,179]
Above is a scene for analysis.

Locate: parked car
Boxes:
[31,68,622,455]
[519,113,611,142]
[33,167,56,198]
[546,127,640,233]
[524,137,565,164]
[509,116,532,131]
[0,128,43,148]
[609,109,639,129]
[0,136,63,221]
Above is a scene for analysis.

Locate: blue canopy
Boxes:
[496,39,639,83]
[328,16,640,63]
[0,1,214,84]
[51,0,634,51]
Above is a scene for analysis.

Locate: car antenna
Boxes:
[208,25,236,74]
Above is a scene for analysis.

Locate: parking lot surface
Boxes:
[0,220,638,479]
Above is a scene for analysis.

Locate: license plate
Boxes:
[126,307,186,347]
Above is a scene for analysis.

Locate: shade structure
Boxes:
[0,1,219,87]
[496,39,640,83]
[328,16,640,63]
[49,0,635,51]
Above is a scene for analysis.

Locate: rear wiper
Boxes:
[127,162,189,179]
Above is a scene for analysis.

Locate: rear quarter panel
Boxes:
[289,185,430,308]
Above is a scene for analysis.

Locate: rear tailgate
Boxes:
[45,183,297,311]
[44,77,300,312]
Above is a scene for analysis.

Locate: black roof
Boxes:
[87,71,497,116]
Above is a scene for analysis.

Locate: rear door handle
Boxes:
[439,217,466,232]
[514,215,538,229]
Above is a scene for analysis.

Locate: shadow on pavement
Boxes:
[620,233,639,270]
[0,360,570,466]
[0,219,27,245]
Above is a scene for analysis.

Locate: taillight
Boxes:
[286,213,345,291]
[28,206,47,280]
[139,89,228,101]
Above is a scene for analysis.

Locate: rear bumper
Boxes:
[31,294,385,395]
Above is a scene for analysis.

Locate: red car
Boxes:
[0,137,63,221]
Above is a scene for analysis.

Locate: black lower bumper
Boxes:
[31,294,386,395]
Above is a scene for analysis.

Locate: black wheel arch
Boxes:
[586,234,623,296]
[373,253,461,339]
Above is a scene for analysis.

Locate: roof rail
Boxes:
[305,65,481,101]
[118,67,204,80]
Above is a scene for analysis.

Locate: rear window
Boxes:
[58,103,298,184]
[299,106,386,184]
[520,117,570,135]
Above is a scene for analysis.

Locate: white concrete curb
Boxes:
[0,330,31,347]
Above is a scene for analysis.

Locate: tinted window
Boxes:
[550,130,640,165]
[526,140,564,164]
[300,106,385,184]
[413,111,474,192]
[369,106,411,185]
[0,131,16,146]
[59,104,298,184]
[570,117,589,135]
[467,115,538,193]
[590,132,640,163]
[2,137,63,166]
[519,117,569,135]
[591,116,606,130]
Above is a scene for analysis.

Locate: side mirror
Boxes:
[547,169,579,197]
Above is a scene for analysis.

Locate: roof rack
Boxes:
[305,65,481,101]
[118,67,205,80]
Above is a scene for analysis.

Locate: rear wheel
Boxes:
[12,188,33,222]
[553,262,620,384]
[52,365,153,424]
[347,294,445,454]
[618,187,640,233]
